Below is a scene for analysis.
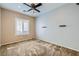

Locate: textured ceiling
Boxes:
[0,3,65,17]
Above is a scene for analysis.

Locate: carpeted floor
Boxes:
[0,39,79,56]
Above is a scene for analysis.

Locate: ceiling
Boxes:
[0,3,65,17]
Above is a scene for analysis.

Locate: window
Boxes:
[16,18,29,35]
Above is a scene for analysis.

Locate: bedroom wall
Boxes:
[1,8,36,45]
[36,3,79,51]
[0,8,1,46]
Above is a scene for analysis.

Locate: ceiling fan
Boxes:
[23,3,42,13]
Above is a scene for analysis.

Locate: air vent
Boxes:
[59,25,66,27]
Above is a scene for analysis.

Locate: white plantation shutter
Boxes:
[16,18,29,35]
[23,20,29,32]
[16,19,22,33]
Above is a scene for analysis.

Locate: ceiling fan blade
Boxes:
[23,3,31,7]
[76,3,79,5]
[35,9,40,12]
[35,3,42,8]
[27,9,32,12]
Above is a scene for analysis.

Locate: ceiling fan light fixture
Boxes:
[32,10,36,13]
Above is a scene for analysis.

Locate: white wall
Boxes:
[36,3,79,51]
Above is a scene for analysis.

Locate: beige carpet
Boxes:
[0,39,79,56]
